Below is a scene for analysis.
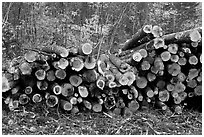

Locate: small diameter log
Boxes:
[35,69,46,80]
[60,99,73,111]
[61,83,74,97]
[188,92,195,98]
[187,68,199,81]
[83,69,99,83]
[161,51,171,62]
[138,91,144,102]
[152,25,163,37]
[24,50,39,63]
[4,96,11,105]
[83,100,92,110]
[199,54,202,64]
[19,94,30,105]
[166,83,175,92]
[179,51,185,57]
[191,41,199,48]
[70,57,84,71]
[122,89,128,95]
[187,79,197,88]
[158,90,170,102]
[69,75,82,87]
[77,97,83,103]
[79,43,93,55]
[46,70,56,81]
[163,27,201,44]
[178,91,187,101]
[19,62,32,75]
[156,80,166,90]
[139,48,148,58]
[52,61,60,69]
[11,86,20,94]
[70,97,78,105]
[171,91,179,98]
[189,55,198,65]
[151,66,159,74]
[32,94,43,103]
[104,96,116,110]
[52,83,62,95]
[58,58,69,69]
[46,95,59,107]
[155,101,168,111]
[127,93,133,100]
[174,96,182,105]
[173,105,183,114]
[194,85,202,96]
[104,71,115,82]
[128,100,140,113]
[92,103,102,112]
[55,69,67,80]
[97,54,109,76]
[78,86,89,98]
[168,43,178,54]
[42,62,50,72]
[71,106,79,114]
[168,63,181,76]
[130,86,139,99]
[96,76,106,90]
[145,87,154,98]
[141,60,151,70]
[37,81,48,91]
[107,81,117,88]
[121,25,153,51]
[135,76,147,89]
[147,72,156,82]
[132,51,142,62]
[24,86,33,94]
[154,87,159,95]
[170,54,179,63]
[40,44,69,58]
[84,56,96,69]
[69,47,79,56]
[178,57,187,66]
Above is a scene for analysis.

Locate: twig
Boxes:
[103,112,113,118]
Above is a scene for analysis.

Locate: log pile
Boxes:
[2,25,202,116]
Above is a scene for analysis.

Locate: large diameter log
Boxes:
[37,81,48,91]
[69,75,82,87]
[139,48,148,58]
[79,43,93,55]
[32,93,43,103]
[163,27,202,44]
[58,58,69,69]
[84,56,96,69]
[55,69,67,80]
[121,25,153,51]
[152,25,163,37]
[70,57,84,71]
[158,90,170,102]
[40,44,69,58]
[128,100,140,113]
[19,94,30,105]
[78,86,89,98]
[135,76,147,89]
[122,71,136,86]
[161,51,171,62]
[60,99,73,111]
[46,95,59,107]
[24,86,33,94]
[170,54,179,63]
[24,50,39,63]
[168,63,181,76]
[46,70,56,81]
[187,79,197,88]
[82,69,99,83]
[19,62,32,75]
[35,69,46,80]
[61,83,74,97]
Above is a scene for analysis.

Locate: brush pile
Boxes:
[2,25,202,116]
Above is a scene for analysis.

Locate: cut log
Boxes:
[35,69,46,80]
[168,43,178,54]
[19,94,30,105]
[174,82,186,93]
[141,60,151,70]
[70,97,78,105]
[152,25,163,37]
[113,107,121,116]
[84,56,96,69]
[132,51,142,62]
[155,101,168,111]
[19,62,32,75]
[173,96,182,104]
[179,51,185,57]
[32,93,42,103]
[61,83,74,97]
[123,107,133,118]
[24,50,39,63]
[122,89,128,95]
[70,57,84,71]
[130,86,139,99]
[2,75,15,93]
[52,61,60,69]
[83,100,92,110]
[154,87,159,95]
[104,71,115,82]
[139,48,148,58]
[97,54,109,76]
[161,51,171,61]
[138,91,144,102]
[191,41,199,48]
[46,95,59,107]
[107,81,117,88]
[156,80,166,90]
[158,90,170,102]
[79,43,93,55]
[147,72,156,82]
[82,69,99,83]
[58,58,69,69]
[145,87,154,98]
[128,100,140,112]
[55,69,66,80]
[116,97,126,108]
[92,103,102,112]
[104,96,116,110]
[52,83,62,95]
[199,54,202,64]
[151,66,159,74]
[42,62,50,72]
[187,79,197,88]
[24,86,33,94]
[166,83,175,92]
[69,75,83,87]
[189,55,198,65]
[60,99,72,111]
[121,25,153,51]
[40,44,69,57]
[78,86,89,98]
[123,71,136,86]
[173,105,183,114]
[37,80,48,91]
[178,91,187,101]
[77,97,83,103]
[194,85,202,96]
[171,90,179,98]
[163,27,202,44]
[9,100,19,111]
[71,106,79,114]
[178,57,187,66]
[187,68,199,81]
[127,93,133,100]
[135,76,147,89]
[188,92,195,98]
[46,70,56,81]
[69,47,79,56]
[96,76,106,90]
[170,54,179,63]
[154,57,164,71]
[168,63,181,76]
[11,86,20,94]
[74,93,79,97]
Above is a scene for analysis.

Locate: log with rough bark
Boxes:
[69,75,83,87]
[121,25,153,51]
[32,93,43,103]
[60,99,73,111]
[46,95,59,107]
[70,57,84,71]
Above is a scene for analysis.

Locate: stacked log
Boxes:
[2,25,202,116]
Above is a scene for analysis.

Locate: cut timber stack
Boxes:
[2,25,202,116]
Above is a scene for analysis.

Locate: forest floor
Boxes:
[2,102,202,135]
